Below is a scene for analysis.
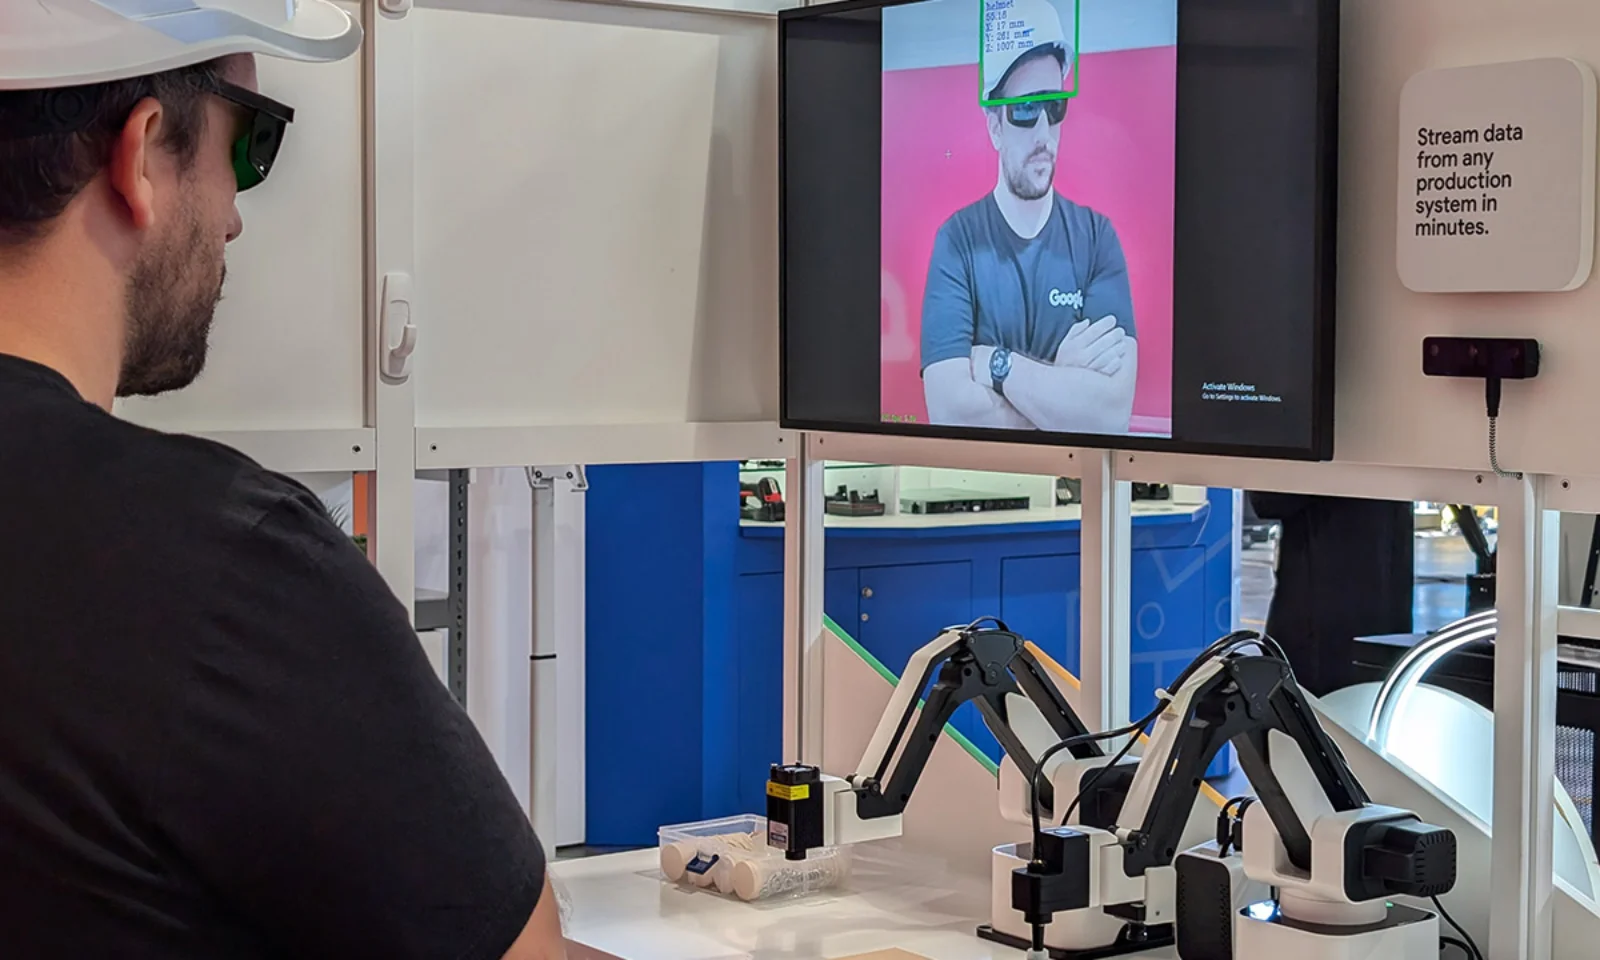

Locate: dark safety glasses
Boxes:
[210,81,295,193]
[1005,97,1068,129]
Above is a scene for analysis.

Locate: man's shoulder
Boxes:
[1052,194,1116,234]
[936,194,1000,242]
[150,429,321,525]
[12,393,318,535]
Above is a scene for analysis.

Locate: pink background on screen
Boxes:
[880,45,1177,433]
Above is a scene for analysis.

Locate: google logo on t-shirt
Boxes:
[1048,288,1084,309]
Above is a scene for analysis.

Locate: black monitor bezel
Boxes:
[777,0,1340,462]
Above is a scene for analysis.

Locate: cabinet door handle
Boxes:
[862,588,874,599]
[860,613,870,622]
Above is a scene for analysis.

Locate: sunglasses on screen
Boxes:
[210,80,296,193]
[1005,98,1068,128]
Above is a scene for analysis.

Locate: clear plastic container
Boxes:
[657,814,849,902]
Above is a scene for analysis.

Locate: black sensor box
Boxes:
[1422,337,1540,380]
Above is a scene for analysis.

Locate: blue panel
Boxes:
[1130,659,1160,728]
[1129,545,1233,777]
[999,554,1083,676]
[700,462,741,821]
[734,572,786,816]
[584,463,708,846]
[856,562,987,755]
[826,568,861,631]
[1202,489,1238,636]
[1129,548,1207,655]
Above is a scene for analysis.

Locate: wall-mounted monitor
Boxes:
[780,0,1339,460]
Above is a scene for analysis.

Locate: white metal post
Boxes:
[364,3,417,612]
[1079,450,1132,732]
[785,438,827,766]
[1490,475,1559,960]
[528,474,561,859]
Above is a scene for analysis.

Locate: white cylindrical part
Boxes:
[713,858,738,895]
[731,851,848,901]
[659,841,697,882]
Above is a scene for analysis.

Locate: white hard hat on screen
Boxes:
[982,0,1074,101]
[0,0,362,91]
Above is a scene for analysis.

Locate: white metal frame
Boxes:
[785,429,1580,960]
[365,1,419,610]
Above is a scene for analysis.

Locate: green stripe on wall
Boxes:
[821,614,1001,777]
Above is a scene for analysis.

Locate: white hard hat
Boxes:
[0,0,362,91]
[982,0,1074,101]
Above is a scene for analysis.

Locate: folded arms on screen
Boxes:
[922,325,1137,435]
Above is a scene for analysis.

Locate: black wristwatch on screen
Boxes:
[989,347,1013,397]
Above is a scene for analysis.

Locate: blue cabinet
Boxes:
[825,568,860,632]
[734,572,785,816]
[856,561,986,753]
[1000,554,1084,676]
[856,562,974,682]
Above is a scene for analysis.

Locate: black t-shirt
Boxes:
[920,192,1136,370]
[0,354,545,958]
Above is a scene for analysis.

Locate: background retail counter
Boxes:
[582,463,1238,847]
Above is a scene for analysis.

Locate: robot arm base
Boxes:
[988,837,1175,957]
[1236,901,1439,960]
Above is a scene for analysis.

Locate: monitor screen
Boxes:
[780,0,1339,460]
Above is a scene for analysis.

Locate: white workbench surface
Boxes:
[551,847,1175,960]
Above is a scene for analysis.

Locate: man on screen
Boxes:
[921,0,1137,434]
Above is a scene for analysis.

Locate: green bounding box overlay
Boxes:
[822,614,1002,777]
[978,0,1081,108]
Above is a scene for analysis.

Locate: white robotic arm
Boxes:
[1009,644,1458,960]
[766,619,1106,857]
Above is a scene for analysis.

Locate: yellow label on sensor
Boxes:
[767,782,810,802]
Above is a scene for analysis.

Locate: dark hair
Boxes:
[0,60,225,249]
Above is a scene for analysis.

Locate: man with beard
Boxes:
[921,0,1137,434]
[0,3,561,958]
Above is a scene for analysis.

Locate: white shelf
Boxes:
[740,501,1205,532]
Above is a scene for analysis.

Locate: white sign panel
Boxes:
[1397,57,1597,294]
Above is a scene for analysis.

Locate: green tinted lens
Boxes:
[232,134,264,192]
[231,113,286,193]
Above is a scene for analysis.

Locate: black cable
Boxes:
[1432,896,1483,960]
[1216,796,1244,853]
[1028,714,1155,849]
[1063,728,1141,826]
[1025,629,1281,849]
[1440,936,1473,960]
[963,616,1009,633]
[1484,375,1521,480]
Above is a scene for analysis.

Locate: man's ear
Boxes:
[106,98,165,233]
[986,107,1003,150]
